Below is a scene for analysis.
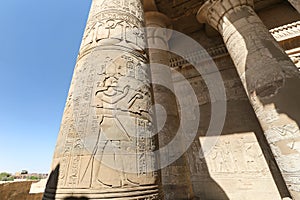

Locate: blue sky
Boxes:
[0,0,91,173]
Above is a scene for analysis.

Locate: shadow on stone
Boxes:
[43,164,60,200]
[196,93,289,199]
[219,6,297,198]
[194,139,230,200]
[153,81,229,199]
[260,77,300,128]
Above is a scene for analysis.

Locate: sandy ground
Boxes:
[0,181,43,200]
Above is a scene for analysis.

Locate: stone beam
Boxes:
[197,0,300,199]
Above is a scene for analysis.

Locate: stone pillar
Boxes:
[145,10,194,199]
[197,0,300,199]
[288,0,300,13]
[43,0,162,199]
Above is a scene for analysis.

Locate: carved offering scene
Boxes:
[42,0,300,199]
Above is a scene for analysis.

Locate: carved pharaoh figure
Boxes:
[44,0,161,199]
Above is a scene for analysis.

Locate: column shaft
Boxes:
[198,0,300,199]
[145,11,194,199]
[44,0,161,199]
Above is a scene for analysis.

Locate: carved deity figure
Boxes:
[78,55,154,188]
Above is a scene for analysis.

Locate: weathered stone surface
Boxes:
[44,0,161,199]
[198,0,300,198]
[192,100,284,199]
[44,0,300,199]
[145,9,194,199]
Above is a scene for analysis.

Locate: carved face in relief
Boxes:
[101,76,119,96]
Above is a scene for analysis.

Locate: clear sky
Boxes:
[0,0,92,173]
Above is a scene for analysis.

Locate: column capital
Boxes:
[143,0,172,29]
[197,0,254,31]
[143,0,158,12]
[145,11,172,29]
[145,11,173,46]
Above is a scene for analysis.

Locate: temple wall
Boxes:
[171,52,286,199]
[169,3,300,194]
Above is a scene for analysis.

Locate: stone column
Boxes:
[288,0,300,13]
[197,0,300,199]
[145,10,194,199]
[43,0,162,199]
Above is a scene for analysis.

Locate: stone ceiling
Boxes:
[154,0,285,35]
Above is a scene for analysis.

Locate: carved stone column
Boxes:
[43,0,162,199]
[288,0,300,13]
[145,10,194,199]
[198,0,300,199]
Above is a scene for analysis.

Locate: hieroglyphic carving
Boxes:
[100,0,143,21]
[45,0,161,199]
[198,1,300,197]
[81,53,156,189]
[79,0,145,55]
[69,139,83,186]
[81,19,145,52]
[267,123,300,143]
[199,135,268,174]
[137,119,151,176]
[60,50,156,189]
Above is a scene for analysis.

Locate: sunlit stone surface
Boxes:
[43,0,300,199]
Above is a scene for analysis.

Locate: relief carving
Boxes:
[203,135,268,174]
[66,52,158,191]
[80,0,145,54]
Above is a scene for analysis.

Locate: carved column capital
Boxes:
[197,0,254,31]
[145,11,173,49]
[145,11,172,29]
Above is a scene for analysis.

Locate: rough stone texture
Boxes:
[145,10,194,199]
[44,0,300,199]
[171,54,289,199]
[198,0,300,198]
[44,0,161,199]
